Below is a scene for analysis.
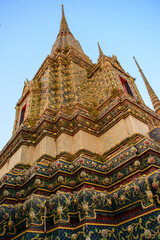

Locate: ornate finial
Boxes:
[59,4,70,33]
[133,56,141,70]
[50,4,85,55]
[97,42,105,63]
[97,42,104,58]
[133,56,160,115]
[61,4,64,16]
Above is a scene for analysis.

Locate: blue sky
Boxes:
[0,0,160,150]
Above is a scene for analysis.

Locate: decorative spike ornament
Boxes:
[133,56,160,115]
[51,4,84,55]
[59,4,70,34]
[98,42,104,59]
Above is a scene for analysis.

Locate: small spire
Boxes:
[59,4,70,33]
[50,5,84,55]
[97,42,104,58]
[133,56,160,115]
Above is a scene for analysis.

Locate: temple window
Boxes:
[19,104,26,125]
[119,75,134,97]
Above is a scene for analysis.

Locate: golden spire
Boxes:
[97,42,104,59]
[59,4,70,33]
[133,56,160,115]
[50,5,87,57]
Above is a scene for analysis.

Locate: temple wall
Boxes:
[0,148,22,178]
[99,119,128,153]
[73,130,100,153]
[0,115,149,177]
[125,115,149,135]
[56,133,73,154]
[34,136,57,160]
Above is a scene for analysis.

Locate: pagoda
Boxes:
[0,5,160,240]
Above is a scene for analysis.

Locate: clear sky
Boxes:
[0,0,160,151]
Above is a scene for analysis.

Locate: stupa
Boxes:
[0,5,160,240]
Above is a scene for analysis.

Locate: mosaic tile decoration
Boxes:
[1,5,160,240]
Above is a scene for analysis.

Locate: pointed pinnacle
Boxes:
[133,56,160,115]
[133,56,142,71]
[59,4,70,33]
[97,42,104,58]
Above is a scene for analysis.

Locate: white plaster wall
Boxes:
[20,145,34,165]
[45,136,57,156]
[73,131,82,152]
[124,115,134,135]
[56,133,73,154]
[125,115,149,136]
[99,119,128,153]
[0,147,23,178]
[34,137,47,160]
[73,130,100,154]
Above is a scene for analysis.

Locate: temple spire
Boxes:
[50,5,90,59]
[97,42,104,60]
[59,4,70,33]
[133,56,160,115]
